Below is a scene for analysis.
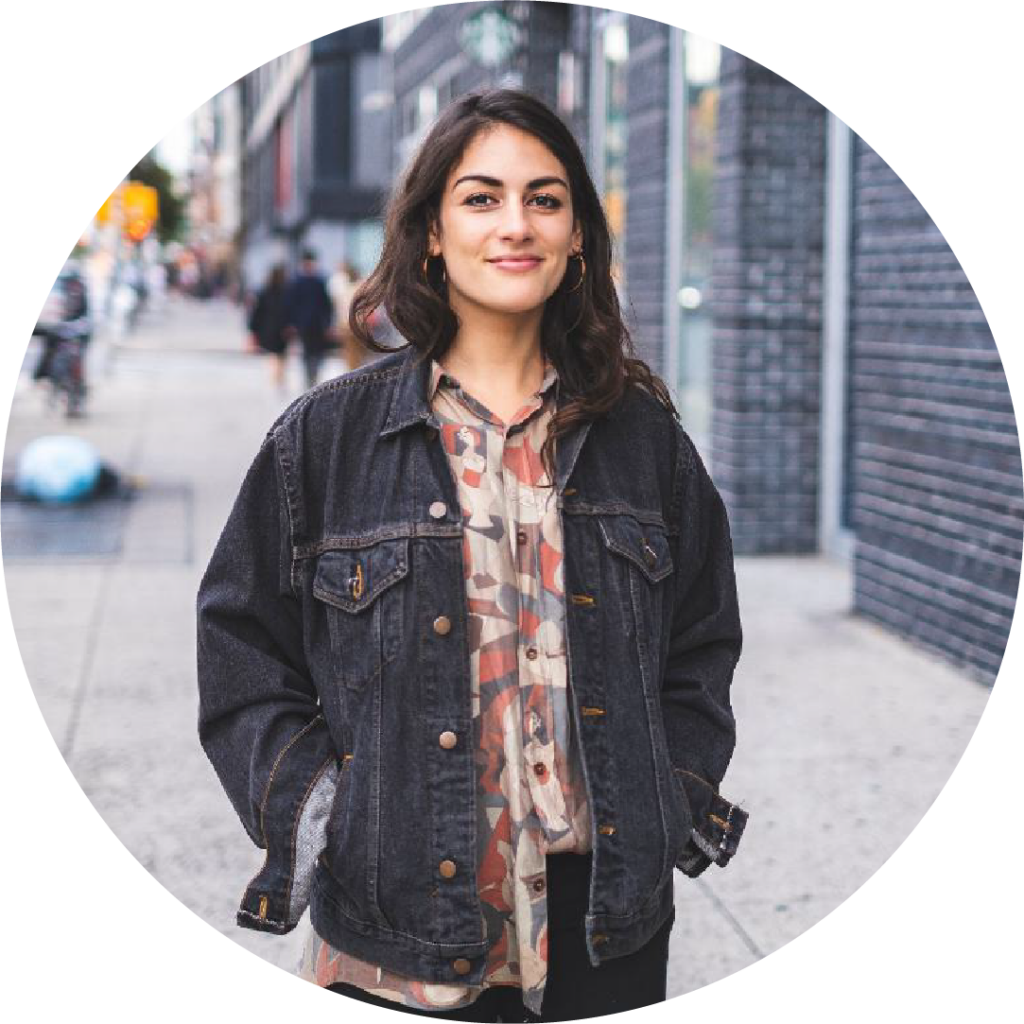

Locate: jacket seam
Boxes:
[268,430,303,598]
[674,766,719,794]
[258,714,325,847]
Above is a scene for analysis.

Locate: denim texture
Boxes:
[197,345,745,987]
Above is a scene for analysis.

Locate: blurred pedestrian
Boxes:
[33,261,91,417]
[285,248,334,389]
[247,264,290,391]
[328,259,370,371]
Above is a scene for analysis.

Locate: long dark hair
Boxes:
[350,88,677,480]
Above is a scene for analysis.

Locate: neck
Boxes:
[441,305,546,390]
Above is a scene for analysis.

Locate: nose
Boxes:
[498,199,532,242]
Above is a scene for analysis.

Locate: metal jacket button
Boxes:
[453,958,471,975]
[642,539,657,567]
[429,501,447,519]
[439,859,457,879]
[433,615,451,636]
[439,730,457,749]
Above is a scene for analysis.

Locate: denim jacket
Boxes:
[196,345,746,986]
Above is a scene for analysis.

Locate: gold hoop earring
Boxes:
[568,253,586,292]
[422,254,446,285]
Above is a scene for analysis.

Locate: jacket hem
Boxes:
[310,865,491,986]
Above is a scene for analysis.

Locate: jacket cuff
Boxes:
[237,756,339,934]
[674,768,748,876]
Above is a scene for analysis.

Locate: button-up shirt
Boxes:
[299,356,592,1014]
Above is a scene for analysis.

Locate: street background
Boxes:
[1,296,989,997]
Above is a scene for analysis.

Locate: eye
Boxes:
[464,193,496,207]
[530,193,563,210]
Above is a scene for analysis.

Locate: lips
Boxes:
[487,256,543,270]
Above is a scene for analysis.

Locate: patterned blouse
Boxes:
[298,357,593,1014]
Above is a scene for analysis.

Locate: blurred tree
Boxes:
[129,154,186,242]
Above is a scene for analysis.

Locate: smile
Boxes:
[487,257,543,272]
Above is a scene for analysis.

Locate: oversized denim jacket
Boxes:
[196,345,747,986]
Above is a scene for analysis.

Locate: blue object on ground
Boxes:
[14,435,102,503]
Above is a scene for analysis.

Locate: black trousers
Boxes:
[327,854,674,1022]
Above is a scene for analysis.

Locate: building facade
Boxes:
[641,29,1021,683]
[238,21,389,289]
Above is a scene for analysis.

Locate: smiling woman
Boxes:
[197,88,747,1023]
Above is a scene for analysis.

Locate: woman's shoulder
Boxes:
[266,348,411,439]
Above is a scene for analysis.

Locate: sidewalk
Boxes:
[1,297,991,997]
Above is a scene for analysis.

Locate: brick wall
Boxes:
[848,137,1023,683]
[710,51,827,553]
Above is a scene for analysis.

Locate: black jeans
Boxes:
[327,854,674,1022]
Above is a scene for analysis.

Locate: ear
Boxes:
[427,219,442,257]
[571,221,583,256]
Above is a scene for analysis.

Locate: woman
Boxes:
[198,89,746,1022]
[247,263,290,390]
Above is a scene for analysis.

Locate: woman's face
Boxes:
[428,123,582,324]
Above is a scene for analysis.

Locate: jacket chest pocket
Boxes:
[598,515,674,674]
[313,539,409,690]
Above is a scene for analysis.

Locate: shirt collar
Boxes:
[428,357,559,405]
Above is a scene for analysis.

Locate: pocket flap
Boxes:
[598,516,674,584]
[313,540,410,613]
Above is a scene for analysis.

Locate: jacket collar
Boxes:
[380,344,592,494]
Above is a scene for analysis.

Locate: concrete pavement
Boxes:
[1,296,992,999]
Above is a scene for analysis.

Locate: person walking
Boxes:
[328,259,371,371]
[247,264,291,391]
[284,248,334,389]
[197,89,747,1022]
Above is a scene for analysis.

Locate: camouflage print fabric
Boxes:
[299,358,592,1013]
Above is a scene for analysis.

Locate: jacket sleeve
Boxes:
[662,427,748,878]
[197,428,338,933]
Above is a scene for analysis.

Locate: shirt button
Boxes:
[433,615,452,636]
[429,501,447,519]
[439,859,457,879]
[533,762,546,778]
[516,529,527,545]
[453,958,471,976]
[525,646,538,660]
[439,730,457,750]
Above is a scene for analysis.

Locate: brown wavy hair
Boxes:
[350,88,678,482]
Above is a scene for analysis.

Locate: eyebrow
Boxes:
[451,174,569,192]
